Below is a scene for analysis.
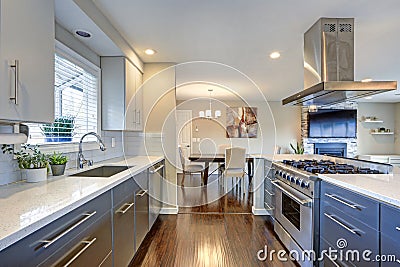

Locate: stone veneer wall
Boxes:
[301,102,358,158]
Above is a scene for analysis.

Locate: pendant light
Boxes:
[199,89,221,118]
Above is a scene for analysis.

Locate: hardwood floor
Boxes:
[129,173,297,267]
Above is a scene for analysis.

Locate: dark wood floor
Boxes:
[130,174,297,267]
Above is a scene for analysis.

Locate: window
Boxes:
[27,44,100,144]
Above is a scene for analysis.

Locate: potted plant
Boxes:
[41,115,75,142]
[290,141,304,154]
[48,152,68,176]
[1,144,49,182]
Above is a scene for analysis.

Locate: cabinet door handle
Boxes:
[396,227,400,231]
[149,165,164,174]
[9,60,19,104]
[41,211,96,248]
[321,251,341,267]
[265,188,275,196]
[324,213,359,236]
[325,193,359,209]
[136,190,148,197]
[63,237,97,267]
[116,202,134,214]
[137,110,140,125]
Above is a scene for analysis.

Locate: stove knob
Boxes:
[301,181,310,189]
[292,176,298,183]
[275,170,279,176]
[279,171,283,177]
[296,178,301,185]
[282,172,287,179]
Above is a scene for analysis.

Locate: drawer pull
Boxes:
[63,237,97,267]
[264,202,274,211]
[325,193,359,209]
[324,213,358,236]
[136,190,148,197]
[149,165,164,174]
[41,211,97,248]
[116,202,134,214]
[322,251,341,267]
[396,227,400,231]
[265,188,275,196]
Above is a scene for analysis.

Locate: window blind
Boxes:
[27,53,98,144]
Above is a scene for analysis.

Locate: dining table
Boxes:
[188,153,254,185]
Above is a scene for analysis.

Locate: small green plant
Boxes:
[48,152,68,165]
[1,144,48,169]
[290,142,304,154]
[41,115,75,137]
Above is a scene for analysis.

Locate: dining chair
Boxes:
[217,144,230,175]
[178,146,204,186]
[223,147,246,194]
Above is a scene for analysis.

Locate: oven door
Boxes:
[273,180,313,251]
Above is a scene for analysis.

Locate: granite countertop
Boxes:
[318,173,400,208]
[0,155,163,251]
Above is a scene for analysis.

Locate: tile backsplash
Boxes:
[0,130,164,186]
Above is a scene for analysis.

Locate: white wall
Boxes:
[357,102,396,155]
[395,103,400,154]
[176,100,301,155]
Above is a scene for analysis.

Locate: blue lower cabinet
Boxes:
[381,234,400,267]
[320,182,380,267]
[319,238,354,267]
[380,204,400,241]
[40,211,112,267]
[320,205,379,267]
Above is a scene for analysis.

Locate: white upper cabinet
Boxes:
[0,0,55,123]
[101,57,143,131]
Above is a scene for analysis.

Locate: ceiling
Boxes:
[58,0,400,102]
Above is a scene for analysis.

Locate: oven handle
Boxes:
[271,181,312,207]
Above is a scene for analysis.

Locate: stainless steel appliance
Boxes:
[273,161,320,267]
[282,18,397,106]
[272,157,392,267]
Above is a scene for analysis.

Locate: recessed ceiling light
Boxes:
[74,29,92,38]
[144,49,156,55]
[361,78,373,83]
[270,51,281,59]
[364,96,373,100]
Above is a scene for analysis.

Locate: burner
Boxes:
[282,159,382,174]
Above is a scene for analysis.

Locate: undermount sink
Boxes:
[69,165,134,178]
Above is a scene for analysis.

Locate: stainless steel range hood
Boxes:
[282,18,397,106]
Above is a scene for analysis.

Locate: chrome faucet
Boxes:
[77,132,107,169]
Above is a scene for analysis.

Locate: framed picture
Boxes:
[226,107,258,138]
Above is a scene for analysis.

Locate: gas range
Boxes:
[272,156,391,198]
[271,156,392,267]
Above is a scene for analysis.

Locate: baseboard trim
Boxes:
[252,206,269,215]
[160,207,179,214]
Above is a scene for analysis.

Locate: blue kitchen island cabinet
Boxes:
[380,204,400,267]
[320,181,379,267]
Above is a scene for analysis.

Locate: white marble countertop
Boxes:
[0,155,163,251]
[318,173,400,208]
